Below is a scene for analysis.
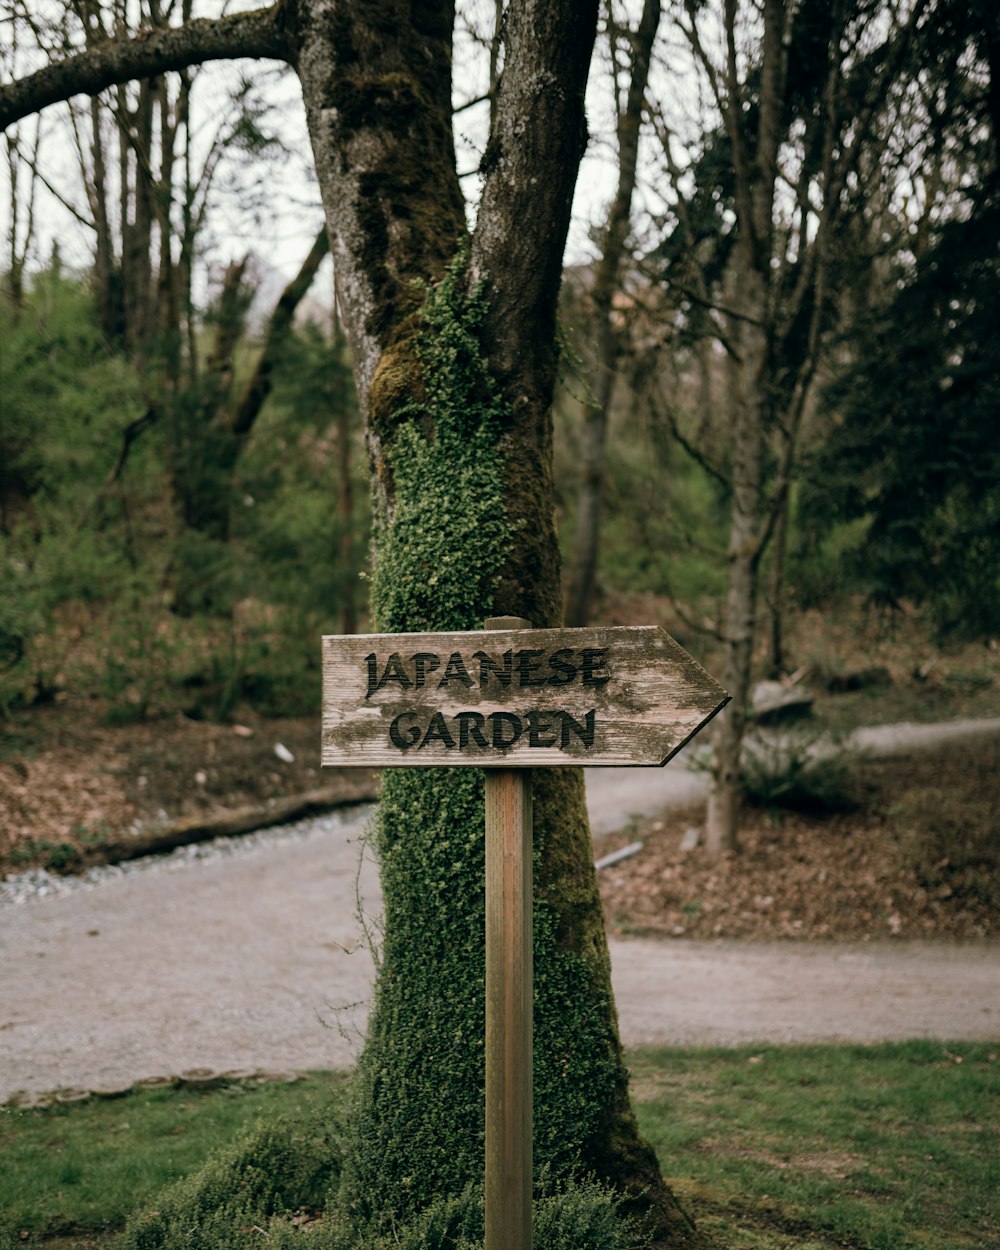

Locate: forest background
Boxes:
[2,0,997,861]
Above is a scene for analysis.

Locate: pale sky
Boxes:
[1,1,635,294]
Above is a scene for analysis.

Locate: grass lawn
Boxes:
[1,1042,996,1249]
[0,1075,350,1248]
[633,1041,999,1249]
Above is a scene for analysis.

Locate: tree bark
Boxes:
[298,0,698,1239]
[705,249,768,855]
[700,0,790,854]
[331,308,357,635]
[76,0,122,349]
[470,0,600,626]
[767,485,790,679]
[127,77,156,362]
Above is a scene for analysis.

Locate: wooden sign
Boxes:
[322,625,729,768]
[322,616,729,1250]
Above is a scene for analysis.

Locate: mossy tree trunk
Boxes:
[296,3,702,1244]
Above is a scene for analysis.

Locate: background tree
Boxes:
[162,226,329,613]
[804,2,1000,639]
[564,0,661,628]
[3,1,327,617]
[620,0,941,851]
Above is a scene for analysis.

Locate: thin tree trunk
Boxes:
[565,376,610,626]
[705,256,767,855]
[767,486,789,678]
[88,96,119,342]
[564,0,660,627]
[696,335,714,441]
[177,69,197,385]
[335,395,356,635]
[332,305,357,635]
[116,77,134,350]
[702,0,790,855]
[156,74,180,376]
[130,77,155,361]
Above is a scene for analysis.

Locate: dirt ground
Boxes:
[0,708,329,867]
[596,738,1000,943]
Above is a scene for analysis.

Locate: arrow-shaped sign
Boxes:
[322,625,729,768]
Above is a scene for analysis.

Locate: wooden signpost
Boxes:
[322,617,728,1250]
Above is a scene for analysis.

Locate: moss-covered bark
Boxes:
[296,3,706,1244]
[330,257,703,1247]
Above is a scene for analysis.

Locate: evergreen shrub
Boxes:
[336,1177,634,1250]
[739,729,860,814]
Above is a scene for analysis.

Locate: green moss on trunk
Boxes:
[337,255,704,1247]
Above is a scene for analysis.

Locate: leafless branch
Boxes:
[453,91,491,115]
[10,132,95,229]
[646,387,729,491]
[0,5,290,131]
[228,226,329,437]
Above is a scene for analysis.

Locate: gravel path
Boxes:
[2,718,999,1104]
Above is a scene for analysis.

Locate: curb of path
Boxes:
[6,1068,314,1109]
[13,716,1000,880]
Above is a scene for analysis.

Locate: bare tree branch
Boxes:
[8,134,94,229]
[453,90,491,115]
[100,406,161,494]
[647,387,730,491]
[228,225,329,436]
[0,5,291,131]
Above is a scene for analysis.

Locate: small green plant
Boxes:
[9,839,81,872]
[739,728,861,813]
[0,1075,350,1241]
[119,1102,346,1250]
[72,821,114,845]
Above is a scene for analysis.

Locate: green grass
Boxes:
[634,1041,1000,1250]
[0,1074,350,1244]
[1,1045,997,1249]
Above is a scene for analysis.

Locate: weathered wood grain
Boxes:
[322,625,729,767]
[484,766,532,1250]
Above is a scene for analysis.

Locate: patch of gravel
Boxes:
[0,804,375,908]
